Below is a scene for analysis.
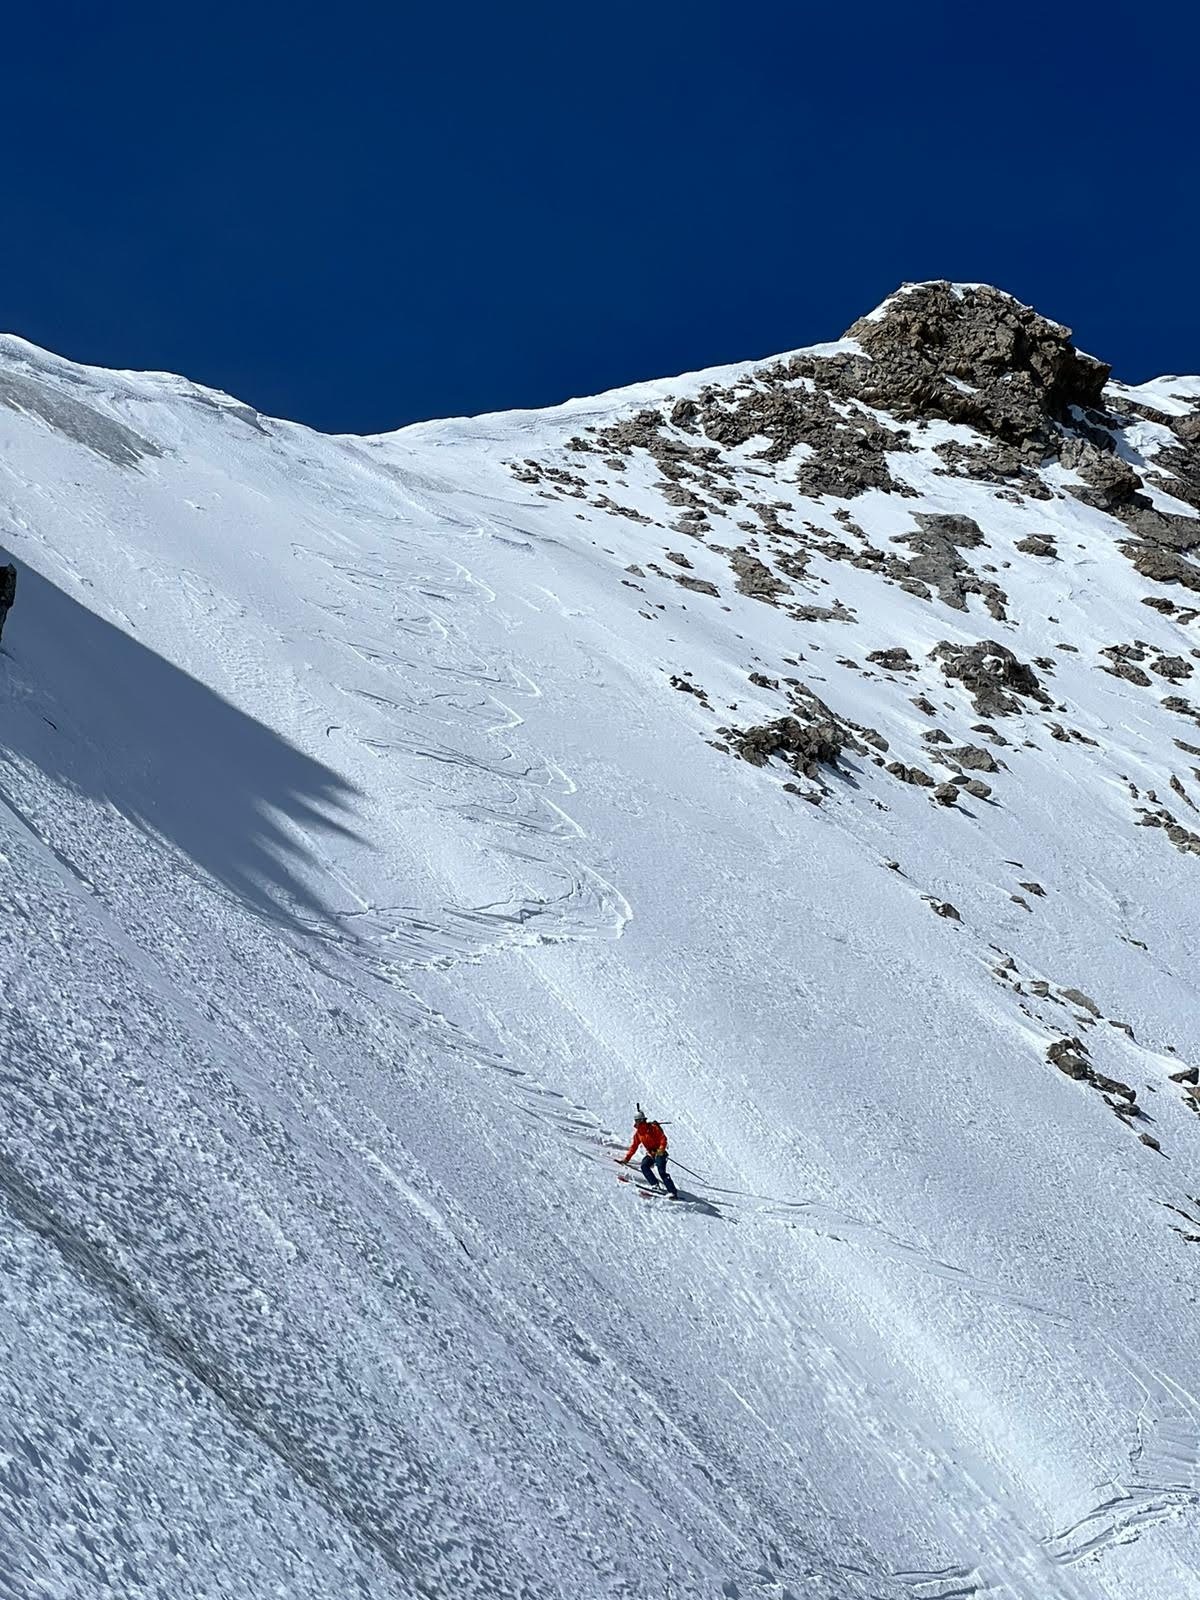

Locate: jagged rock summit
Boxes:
[847,280,1111,441]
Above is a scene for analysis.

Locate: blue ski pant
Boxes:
[641,1151,677,1195]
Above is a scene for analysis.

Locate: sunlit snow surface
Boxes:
[1,328,1199,1600]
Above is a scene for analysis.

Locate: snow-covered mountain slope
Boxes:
[2,282,1199,1600]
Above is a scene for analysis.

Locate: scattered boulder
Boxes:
[1048,1037,1091,1080]
[1105,658,1153,687]
[886,762,935,786]
[891,513,1006,616]
[1015,534,1058,557]
[866,647,916,672]
[727,716,845,780]
[1092,1072,1136,1102]
[1151,655,1194,682]
[945,744,999,772]
[1061,437,1144,512]
[669,675,710,704]
[697,376,905,495]
[1059,987,1100,1017]
[1122,542,1200,592]
[726,548,790,603]
[931,639,1047,717]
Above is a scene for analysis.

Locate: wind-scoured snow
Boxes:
[1,296,1199,1600]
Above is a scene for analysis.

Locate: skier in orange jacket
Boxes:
[617,1105,678,1198]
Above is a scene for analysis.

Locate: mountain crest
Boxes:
[846,278,1111,444]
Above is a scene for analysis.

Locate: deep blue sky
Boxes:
[4,2,1196,433]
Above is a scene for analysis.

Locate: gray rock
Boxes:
[1061,437,1145,511]
[1048,1037,1091,1080]
[890,512,1007,616]
[945,744,998,772]
[1151,655,1193,682]
[697,376,906,496]
[1015,534,1058,557]
[886,762,935,786]
[0,562,14,643]
[866,647,916,671]
[844,281,1110,454]
[931,639,1047,716]
[1059,987,1100,1017]
[1122,542,1200,592]
[728,715,845,780]
[726,548,790,602]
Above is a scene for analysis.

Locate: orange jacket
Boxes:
[621,1120,668,1161]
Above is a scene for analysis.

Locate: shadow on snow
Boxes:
[0,563,362,925]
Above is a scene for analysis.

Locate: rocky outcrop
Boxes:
[1015,534,1058,557]
[867,647,916,672]
[1061,437,1144,511]
[930,639,1048,717]
[729,715,846,779]
[891,512,1006,618]
[844,281,1110,456]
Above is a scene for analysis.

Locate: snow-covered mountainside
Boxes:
[2,281,1199,1600]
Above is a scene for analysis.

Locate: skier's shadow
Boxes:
[673,1189,723,1218]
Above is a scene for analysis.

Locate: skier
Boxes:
[616,1105,678,1198]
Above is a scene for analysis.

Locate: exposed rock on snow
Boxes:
[1015,533,1058,558]
[845,280,1110,451]
[930,639,1047,717]
[728,714,847,778]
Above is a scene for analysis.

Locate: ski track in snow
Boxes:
[271,462,1200,1598]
